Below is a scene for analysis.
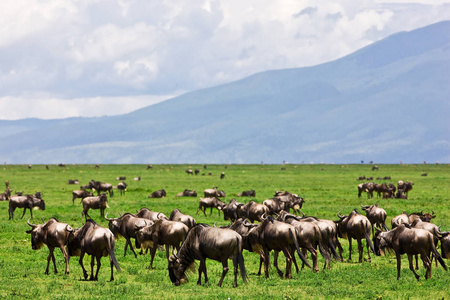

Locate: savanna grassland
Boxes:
[0,163,449,300]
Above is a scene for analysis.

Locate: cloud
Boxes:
[0,0,449,119]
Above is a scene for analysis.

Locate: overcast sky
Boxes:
[1,0,449,120]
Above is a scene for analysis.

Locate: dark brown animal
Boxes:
[357,182,374,198]
[223,198,244,222]
[72,190,93,204]
[68,219,121,281]
[175,189,197,197]
[169,209,196,229]
[197,197,225,216]
[135,207,168,221]
[361,204,389,235]
[9,194,45,220]
[26,218,73,275]
[168,224,247,287]
[441,233,450,259]
[68,179,79,184]
[0,188,11,201]
[116,182,127,196]
[237,201,269,223]
[203,187,225,197]
[335,209,375,263]
[148,189,166,198]
[391,211,410,228]
[89,180,114,197]
[237,190,256,197]
[135,219,189,269]
[185,169,193,175]
[373,224,447,280]
[81,193,108,220]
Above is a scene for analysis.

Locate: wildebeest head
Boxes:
[105,213,123,237]
[26,219,46,250]
[168,255,189,286]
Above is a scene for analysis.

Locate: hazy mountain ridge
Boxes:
[1,21,449,164]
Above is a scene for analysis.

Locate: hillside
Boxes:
[1,21,449,164]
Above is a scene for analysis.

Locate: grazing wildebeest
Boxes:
[147,164,152,169]
[335,209,375,263]
[220,172,225,179]
[204,187,225,198]
[194,169,200,175]
[373,224,447,280]
[72,190,93,204]
[361,204,389,235]
[116,182,127,196]
[0,188,11,201]
[81,193,108,220]
[185,169,193,175]
[105,213,154,258]
[68,179,79,184]
[9,194,45,220]
[397,180,413,196]
[68,219,121,281]
[372,165,379,171]
[357,176,366,181]
[148,189,166,198]
[135,219,189,269]
[357,182,374,198]
[223,198,244,223]
[246,216,311,278]
[197,197,225,216]
[263,191,304,215]
[135,207,168,222]
[89,180,114,197]
[169,209,196,228]
[116,176,126,181]
[237,190,256,197]
[237,201,269,223]
[175,189,197,197]
[26,218,74,275]
[168,224,247,287]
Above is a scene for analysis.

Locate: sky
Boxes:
[1,0,449,120]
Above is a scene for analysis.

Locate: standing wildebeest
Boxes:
[237,201,269,223]
[89,180,114,197]
[68,219,121,281]
[185,169,193,175]
[335,209,375,263]
[441,233,450,259]
[246,216,311,278]
[168,224,247,287]
[135,219,189,269]
[203,187,225,198]
[169,208,196,228]
[81,193,108,220]
[237,190,256,197]
[9,194,45,220]
[116,176,126,181]
[263,191,304,215]
[223,198,244,222]
[116,182,127,196]
[357,182,374,198]
[135,207,168,221]
[220,172,225,179]
[391,211,410,228]
[148,189,166,198]
[373,224,447,280]
[361,204,389,235]
[197,197,225,216]
[72,190,93,204]
[105,213,154,258]
[0,188,11,201]
[26,218,74,275]
[176,189,197,197]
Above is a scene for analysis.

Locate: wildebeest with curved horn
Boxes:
[373,224,447,281]
[26,217,73,275]
[9,194,45,220]
[105,212,154,258]
[135,219,189,269]
[68,219,121,281]
[168,224,247,287]
[335,209,375,263]
[361,204,389,236]
[197,197,225,216]
[169,208,196,229]
[237,201,269,223]
[81,193,109,220]
[135,207,168,222]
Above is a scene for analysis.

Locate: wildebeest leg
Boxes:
[366,239,371,263]
[395,253,402,280]
[79,251,88,280]
[217,260,229,287]
[210,207,213,216]
[421,253,432,279]
[124,238,137,258]
[21,207,28,219]
[307,246,318,272]
[282,249,293,279]
[45,247,56,274]
[415,254,419,270]
[90,256,96,280]
[257,255,264,276]
[59,245,70,274]
[148,246,157,269]
[232,256,238,288]
[197,259,207,285]
[408,254,420,281]
[334,237,344,260]
[264,250,271,278]
[348,237,353,261]
[273,251,284,278]
[93,256,101,281]
[357,239,364,263]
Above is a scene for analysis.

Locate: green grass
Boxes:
[0,163,449,299]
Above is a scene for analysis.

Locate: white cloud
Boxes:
[0,0,449,119]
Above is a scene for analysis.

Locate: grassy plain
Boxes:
[0,163,449,299]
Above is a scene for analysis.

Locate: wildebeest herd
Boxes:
[2,172,449,287]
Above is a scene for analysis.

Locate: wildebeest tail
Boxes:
[236,237,248,283]
[106,235,121,272]
[429,234,447,271]
[364,230,375,254]
[318,236,331,262]
[328,235,340,261]
[290,228,311,269]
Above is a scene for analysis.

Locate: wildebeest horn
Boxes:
[213,221,218,227]
[431,210,435,216]
[65,224,74,232]
[299,210,305,218]
[261,213,266,220]
[104,213,115,221]
[375,226,383,232]
[134,224,145,230]
[42,218,45,224]
[27,218,37,227]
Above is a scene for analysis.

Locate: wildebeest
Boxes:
[88,180,114,197]
[204,187,225,198]
[361,204,389,235]
[237,190,256,197]
[68,219,121,281]
[105,212,154,258]
[81,193,109,220]
[357,182,374,198]
[197,197,225,216]
[223,198,244,222]
[175,189,197,197]
[169,209,196,228]
[397,180,413,196]
[246,216,311,278]
[26,218,73,275]
[135,207,168,222]
[116,176,126,181]
[72,190,93,204]
[185,169,193,175]
[335,209,375,263]
[9,194,46,220]
[116,182,127,196]
[237,201,269,223]
[148,189,166,198]
[391,211,410,228]
[372,165,379,171]
[0,188,11,201]
[220,172,225,179]
[68,179,79,184]
[441,233,450,259]
[168,224,247,287]
[373,224,447,280]
[135,219,189,269]
[263,191,304,215]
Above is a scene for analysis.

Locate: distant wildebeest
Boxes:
[169,208,196,229]
[185,169,193,175]
[372,165,379,171]
[135,219,189,269]
[194,169,200,175]
[176,189,197,197]
[223,198,244,223]
[89,180,114,197]
[68,219,121,281]
[335,209,375,263]
[147,164,152,169]
[116,176,126,181]
[397,180,413,196]
[116,182,127,196]
[58,163,66,167]
[135,207,168,222]
[197,197,225,216]
[357,182,374,198]
[0,188,11,201]
[72,190,93,204]
[237,200,269,223]
[9,194,46,220]
[220,172,225,179]
[237,190,256,197]
[68,179,79,184]
[421,173,428,176]
[204,187,225,198]
[373,224,447,281]
[148,189,166,198]
[81,193,109,220]
[357,176,366,181]
[26,218,73,275]
[263,191,304,215]
[168,224,247,287]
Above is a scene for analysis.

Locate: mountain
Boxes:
[1,21,449,164]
